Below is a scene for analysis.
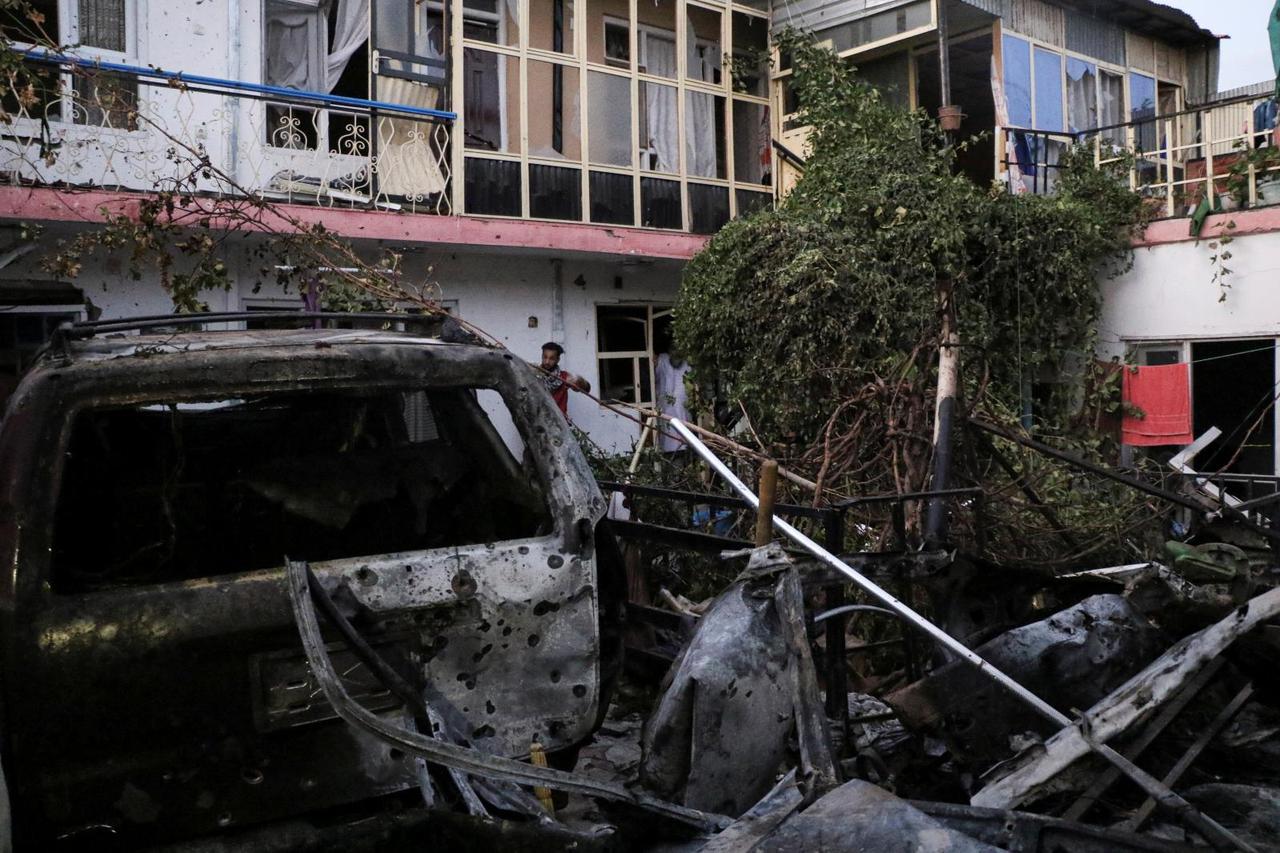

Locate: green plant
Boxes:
[1224,144,1280,206]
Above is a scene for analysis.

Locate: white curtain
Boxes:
[686,91,717,178]
[326,0,370,91]
[645,36,678,173]
[266,5,322,91]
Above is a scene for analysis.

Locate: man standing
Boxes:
[654,344,691,452]
[540,341,591,416]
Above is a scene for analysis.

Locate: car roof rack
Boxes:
[56,311,447,342]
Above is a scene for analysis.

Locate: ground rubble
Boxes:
[276,471,1280,852]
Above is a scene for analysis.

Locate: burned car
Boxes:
[0,314,622,849]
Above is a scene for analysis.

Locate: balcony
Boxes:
[998,90,1280,219]
[2,51,455,215]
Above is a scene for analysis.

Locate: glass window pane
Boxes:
[464,50,521,153]
[529,61,581,160]
[638,0,677,77]
[735,189,771,218]
[1033,47,1063,132]
[1100,69,1125,144]
[1130,72,1156,151]
[733,100,770,184]
[589,170,634,224]
[529,0,574,53]
[731,13,767,96]
[1001,35,1032,128]
[598,306,649,351]
[641,177,682,229]
[588,0,635,68]
[639,81,678,172]
[79,0,126,51]
[851,50,911,110]
[1066,57,1097,134]
[465,158,522,215]
[689,182,728,233]
[529,164,583,220]
[589,71,633,166]
[686,5,721,84]
[685,92,725,178]
[464,0,520,47]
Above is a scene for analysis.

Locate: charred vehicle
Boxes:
[0,314,622,849]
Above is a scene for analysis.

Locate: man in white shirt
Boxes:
[654,345,691,453]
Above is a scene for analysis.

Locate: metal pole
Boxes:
[666,419,1255,853]
[667,418,1065,724]
[822,508,849,732]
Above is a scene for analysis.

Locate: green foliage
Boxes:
[677,32,1146,446]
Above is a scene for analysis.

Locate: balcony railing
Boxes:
[2,51,455,215]
[998,90,1280,219]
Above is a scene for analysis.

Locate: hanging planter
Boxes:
[938,104,964,132]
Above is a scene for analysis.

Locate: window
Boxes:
[0,305,84,403]
[604,19,629,68]
[596,305,671,406]
[1,0,138,127]
[529,0,574,55]
[51,385,552,592]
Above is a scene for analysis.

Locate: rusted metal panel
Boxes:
[1064,12,1126,66]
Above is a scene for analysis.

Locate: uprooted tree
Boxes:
[676,32,1161,570]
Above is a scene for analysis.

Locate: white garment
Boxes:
[655,353,691,452]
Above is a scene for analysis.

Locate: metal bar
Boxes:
[669,418,1257,853]
[813,604,900,624]
[833,487,982,509]
[61,311,445,339]
[1062,658,1226,822]
[20,48,458,120]
[823,509,849,728]
[599,480,831,519]
[1121,683,1256,833]
[606,518,752,552]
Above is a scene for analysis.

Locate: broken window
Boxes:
[1033,47,1063,132]
[1001,35,1032,128]
[731,12,767,97]
[732,100,770,185]
[1066,58,1097,135]
[596,304,670,405]
[685,92,725,179]
[641,177,681,229]
[685,5,721,85]
[639,81,678,173]
[464,49,520,153]
[529,0,574,54]
[463,0,520,47]
[588,71,632,166]
[528,60,581,160]
[51,386,552,593]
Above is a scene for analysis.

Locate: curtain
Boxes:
[326,0,370,91]
[686,91,717,178]
[645,37,678,173]
[265,5,321,91]
[79,0,126,52]
[1066,58,1097,136]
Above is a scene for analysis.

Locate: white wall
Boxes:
[0,232,682,456]
[1097,229,1280,358]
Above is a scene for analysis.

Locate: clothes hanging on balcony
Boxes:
[1122,363,1194,447]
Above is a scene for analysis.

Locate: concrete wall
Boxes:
[0,231,680,456]
[1098,227,1280,356]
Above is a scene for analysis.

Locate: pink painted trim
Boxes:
[0,186,710,260]
[1134,205,1280,247]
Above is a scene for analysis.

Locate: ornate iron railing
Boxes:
[2,51,456,215]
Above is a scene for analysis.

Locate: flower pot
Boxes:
[1258,179,1280,206]
[938,105,963,132]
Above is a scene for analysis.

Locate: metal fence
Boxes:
[2,51,455,215]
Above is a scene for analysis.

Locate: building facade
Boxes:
[2,0,1279,466]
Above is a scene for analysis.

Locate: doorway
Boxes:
[1191,340,1276,475]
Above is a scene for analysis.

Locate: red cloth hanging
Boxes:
[1121,363,1193,447]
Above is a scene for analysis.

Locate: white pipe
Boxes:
[667,418,1258,851]
[668,417,1071,727]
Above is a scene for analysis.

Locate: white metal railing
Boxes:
[2,51,455,215]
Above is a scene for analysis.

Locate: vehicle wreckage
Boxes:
[2,313,1279,851]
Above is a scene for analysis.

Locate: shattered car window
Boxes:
[52,386,552,592]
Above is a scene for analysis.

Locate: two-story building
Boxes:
[2,0,1278,467]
